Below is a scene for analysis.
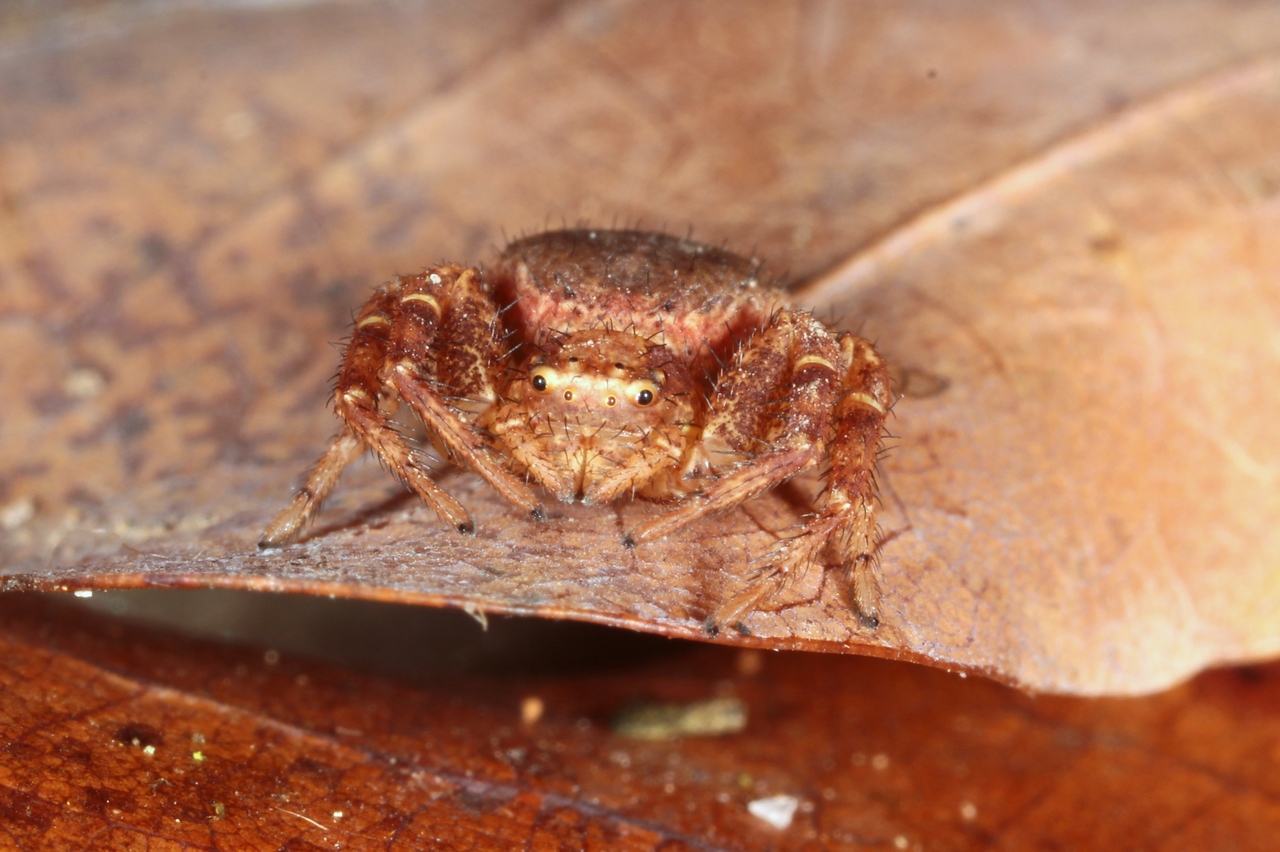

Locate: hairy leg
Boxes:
[824,334,894,625]
[625,310,840,544]
[706,332,892,631]
[259,426,364,548]
[384,266,546,520]
[259,284,473,547]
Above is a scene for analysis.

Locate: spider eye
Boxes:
[531,373,548,392]
[635,388,655,406]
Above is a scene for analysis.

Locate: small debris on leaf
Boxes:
[747,794,800,829]
[0,496,36,530]
[613,696,747,740]
[520,696,544,726]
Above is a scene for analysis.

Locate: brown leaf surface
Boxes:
[3,0,1280,693]
[4,593,1280,850]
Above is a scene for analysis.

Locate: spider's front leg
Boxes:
[261,266,547,548]
[261,284,474,546]
[708,333,892,632]
[382,266,546,521]
[624,309,841,586]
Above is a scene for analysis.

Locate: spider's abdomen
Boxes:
[490,230,787,376]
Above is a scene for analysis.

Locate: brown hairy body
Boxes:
[261,230,892,631]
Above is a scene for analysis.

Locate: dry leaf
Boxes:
[3,0,1280,693]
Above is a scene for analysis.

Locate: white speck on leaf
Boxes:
[748,794,799,829]
[0,496,35,530]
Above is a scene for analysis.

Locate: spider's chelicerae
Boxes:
[261,230,892,631]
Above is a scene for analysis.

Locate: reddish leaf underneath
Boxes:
[2,594,1279,850]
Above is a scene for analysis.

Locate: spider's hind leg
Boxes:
[824,333,893,626]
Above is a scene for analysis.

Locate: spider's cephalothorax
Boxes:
[483,329,698,505]
[261,230,892,630]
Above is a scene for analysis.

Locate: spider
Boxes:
[260,229,892,631]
